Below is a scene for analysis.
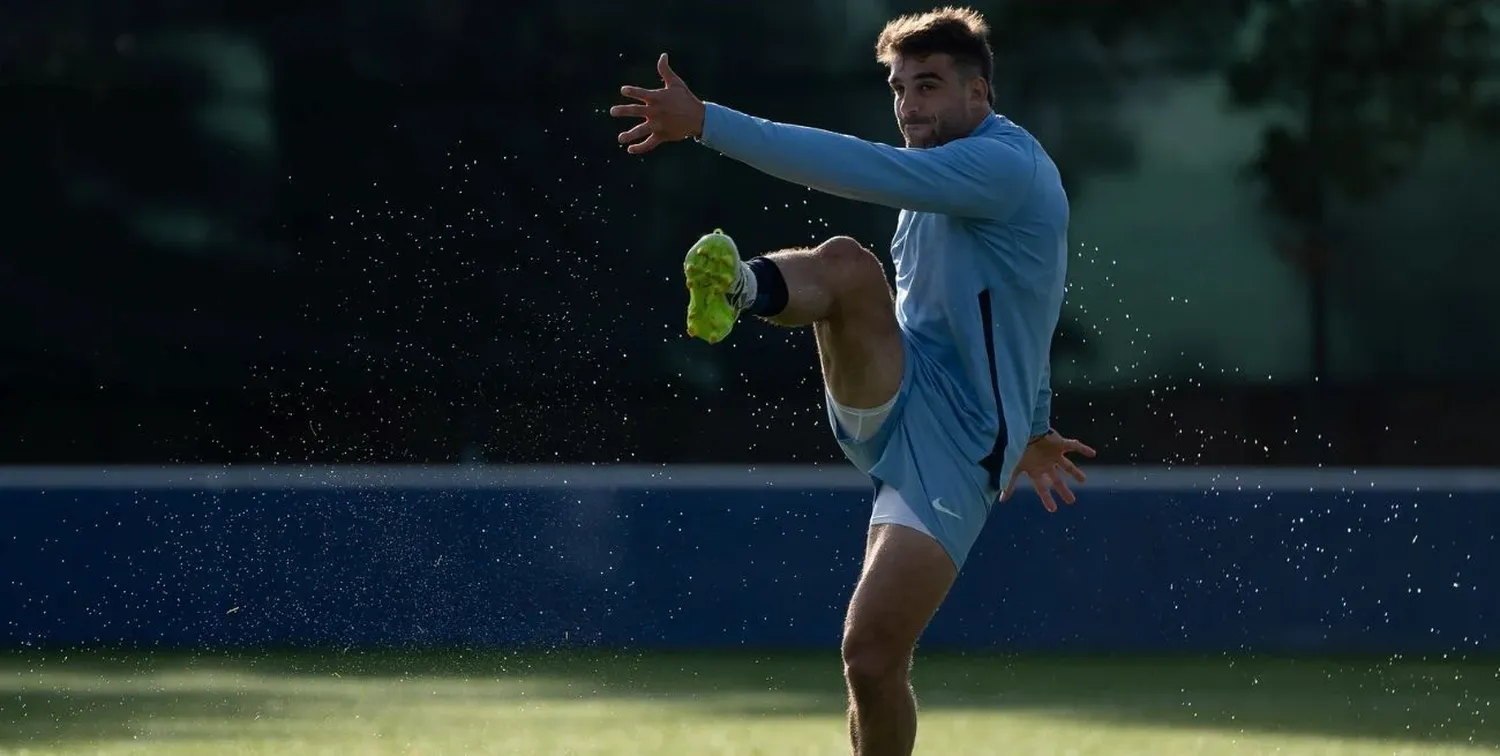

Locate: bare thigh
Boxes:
[842,522,957,670]
[766,236,904,410]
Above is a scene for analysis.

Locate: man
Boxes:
[611,7,1095,755]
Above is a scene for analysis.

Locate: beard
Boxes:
[900,117,958,148]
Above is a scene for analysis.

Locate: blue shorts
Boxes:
[826,336,1011,571]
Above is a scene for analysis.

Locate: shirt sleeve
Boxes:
[698,102,1035,220]
[1030,359,1053,438]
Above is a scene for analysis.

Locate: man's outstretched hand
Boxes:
[1002,430,1097,512]
[610,53,706,155]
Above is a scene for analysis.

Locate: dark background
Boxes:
[4,0,1499,467]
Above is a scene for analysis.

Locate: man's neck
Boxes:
[963,110,994,136]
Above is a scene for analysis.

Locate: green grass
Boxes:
[1,650,1497,754]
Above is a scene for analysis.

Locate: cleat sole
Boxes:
[683,228,740,344]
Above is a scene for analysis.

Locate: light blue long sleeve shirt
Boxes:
[698,103,1068,481]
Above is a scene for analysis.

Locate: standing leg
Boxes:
[842,521,956,756]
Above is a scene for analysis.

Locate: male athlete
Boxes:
[612,7,1094,755]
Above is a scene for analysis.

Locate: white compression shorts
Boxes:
[827,391,934,539]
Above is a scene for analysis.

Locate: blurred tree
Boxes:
[1227,0,1500,386]
[984,0,1241,368]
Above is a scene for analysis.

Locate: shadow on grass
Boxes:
[0,685,346,750]
[2,648,1497,750]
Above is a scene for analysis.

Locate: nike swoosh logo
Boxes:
[932,498,961,519]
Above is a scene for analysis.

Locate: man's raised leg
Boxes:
[684,233,903,410]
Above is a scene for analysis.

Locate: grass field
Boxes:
[1,649,1497,755]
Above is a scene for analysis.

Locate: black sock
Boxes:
[745,257,789,318]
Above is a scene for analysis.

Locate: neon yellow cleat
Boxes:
[683,228,742,344]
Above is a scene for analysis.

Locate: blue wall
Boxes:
[3,466,1497,653]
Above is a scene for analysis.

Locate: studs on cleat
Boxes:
[682,228,739,344]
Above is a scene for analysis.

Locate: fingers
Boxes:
[1031,473,1058,513]
[657,52,685,87]
[623,51,685,104]
[627,133,663,155]
[1068,439,1098,458]
[609,103,647,119]
[1033,468,1077,511]
[613,104,657,153]
[1000,468,1021,502]
[619,85,656,103]
[1018,461,1082,512]
[1052,468,1077,505]
[614,54,687,157]
[617,121,652,145]
[1059,458,1086,484]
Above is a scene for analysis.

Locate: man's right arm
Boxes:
[696,103,1035,220]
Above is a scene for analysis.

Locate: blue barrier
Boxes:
[2,465,1498,653]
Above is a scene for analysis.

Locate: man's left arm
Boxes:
[698,103,1034,220]
[1029,359,1053,441]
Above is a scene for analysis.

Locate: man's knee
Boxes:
[840,525,954,696]
[841,622,912,695]
[816,236,890,307]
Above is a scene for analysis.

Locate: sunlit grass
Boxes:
[1,651,1495,755]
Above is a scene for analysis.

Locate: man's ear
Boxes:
[971,74,991,105]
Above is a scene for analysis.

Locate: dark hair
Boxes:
[875,6,994,104]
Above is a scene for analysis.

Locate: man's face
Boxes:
[888,53,985,148]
